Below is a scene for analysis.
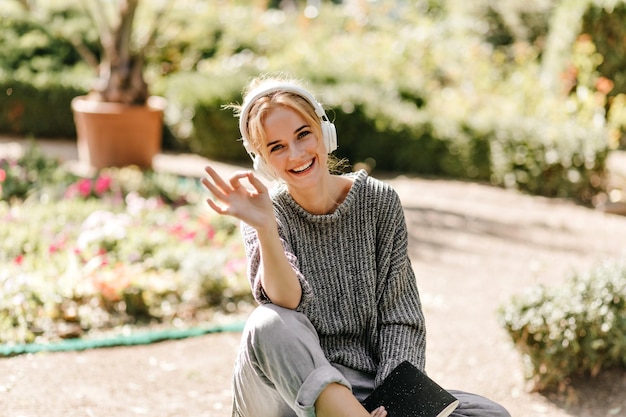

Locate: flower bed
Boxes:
[0,145,251,346]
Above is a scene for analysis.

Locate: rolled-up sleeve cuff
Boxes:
[294,365,351,416]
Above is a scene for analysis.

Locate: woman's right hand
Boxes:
[201,166,274,230]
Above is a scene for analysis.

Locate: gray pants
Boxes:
[231,304,511,417]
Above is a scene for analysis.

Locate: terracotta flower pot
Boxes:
[71,95,167,170]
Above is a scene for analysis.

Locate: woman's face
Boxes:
[261,105,327,186]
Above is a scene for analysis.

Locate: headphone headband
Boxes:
[237,81,338,180]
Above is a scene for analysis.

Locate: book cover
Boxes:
[362,361,459,417]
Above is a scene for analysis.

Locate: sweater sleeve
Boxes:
[374,189,427,386]
[240,220,314,310]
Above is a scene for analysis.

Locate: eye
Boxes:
[297,130,311,140]
[269,144,284,153]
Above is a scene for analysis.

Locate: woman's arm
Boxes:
[202,166,302,309]
[375,189,427,385]
[254,220,302,309]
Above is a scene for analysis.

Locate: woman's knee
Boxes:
[245,304,317,350]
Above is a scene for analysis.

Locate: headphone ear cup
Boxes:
[244,139,275,180]
[253,155,276,180]
[322,121,337,153]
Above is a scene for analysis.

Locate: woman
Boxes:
[201,74,510,417]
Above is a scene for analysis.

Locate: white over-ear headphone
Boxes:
[238,81,337,180]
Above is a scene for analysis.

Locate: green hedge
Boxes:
[0,72,86,137]
[498,256,626,392]
[160,72,251,162]
[0,5,90,137]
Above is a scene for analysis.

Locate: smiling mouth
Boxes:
[290,159,315,174]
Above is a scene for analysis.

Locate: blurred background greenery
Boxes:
[1,0,625,204]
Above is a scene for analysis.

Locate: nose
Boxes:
[288,141,305,160]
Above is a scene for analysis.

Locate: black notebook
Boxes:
[362,361,459,417]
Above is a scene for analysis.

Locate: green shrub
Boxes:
[477,0,555,48]
[0,71,87,137]
[582,1,626,99]
[162,71,252,162]
[0,3,91,137]
[0,6,91,73]
[488,116,608,201]
[321,83,474,178]
[581,1,626,147]
[498,256,626,392]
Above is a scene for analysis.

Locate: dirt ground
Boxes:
[1,139,626,417]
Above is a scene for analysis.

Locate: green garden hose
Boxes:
[0,321,245,356]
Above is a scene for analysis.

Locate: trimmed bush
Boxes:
[162,71,252,162]
[488,116,608,201]
[498,256,626,392]
[0,72,86,137]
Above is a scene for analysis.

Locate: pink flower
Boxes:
[14,254,24,265]
[78,178,92,197]
[49,237,66,253]
[206,225,215,240]
[0,168,6,182]
[168,223,197,241]
[94,175,112,195]
[181,231,196,241]
[169,224,184,235]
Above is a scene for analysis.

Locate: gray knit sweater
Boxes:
[241,170,426,386]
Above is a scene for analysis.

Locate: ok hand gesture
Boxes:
[201,166,274,230]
